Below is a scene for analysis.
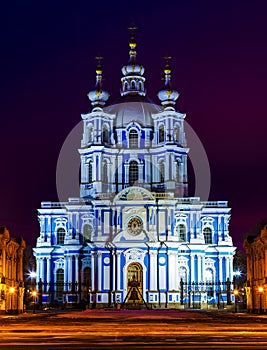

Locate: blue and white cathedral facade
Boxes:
[33,34,236,308]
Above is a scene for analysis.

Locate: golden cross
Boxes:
[95,56,103,66]
[128,25,138,37]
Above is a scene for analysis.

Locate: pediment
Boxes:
[114,186,155,201]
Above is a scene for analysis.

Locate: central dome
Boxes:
[105,96,162,127]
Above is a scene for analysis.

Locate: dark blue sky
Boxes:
[1,1,267,249]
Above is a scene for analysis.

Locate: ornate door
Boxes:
[127,262,143,303]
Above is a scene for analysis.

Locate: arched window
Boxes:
[131,80,135,89]
[176,162,180,182]
[57,228,65,245]
[83,224,93,242]
[102,125,109,144]
[176,224,186,242]
[203,227,212,244]
[88,126,94,143]
[205,268,214,297]
[174,125,180,142]
[103,162,108,183]
[159,161,165,183]
[88,162,93,183]
[178,266,187,283]
[129,160,139,186]
[129,129,138,148]
[56,268,64,299]
[159,125,165,143]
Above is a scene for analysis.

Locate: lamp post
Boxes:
[258,286,263,314]
[233,289,238,313]
[32,291,37,314]
[9,287,15,314]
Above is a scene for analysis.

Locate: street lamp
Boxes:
[32,290,37,314]
[233,289,239,313]
[9,287,15,314]
[258,286,263,314]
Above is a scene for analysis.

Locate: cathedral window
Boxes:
[102,125,109,144]
[129,160,139,186]
[203,227,212,244]
[159,125,165,143]
[56,268,64,299]
[83,224,93,242]
[88,162,93,183]
[176,224,186,242]
[57,228,65,245]
[129,129,138,148]
[159,161,165,183]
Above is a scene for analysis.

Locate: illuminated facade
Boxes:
[33,34,236,308]
[244,225,267,313]
[0,226,26,313]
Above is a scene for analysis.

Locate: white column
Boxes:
[46,257,51,283]
[40,258,44,282]
[168,251,176,290]
[226,257,230,280]
[75,213,79,240]
[97,252,102,291]
[125,163,129,184]
[138,163,143,183]
[36,258,40,282]
[112,251,116,291]
[149,251,157,290]
[68,256,73,287]
[202,256,206,284]
[197,255,201,283]
[219,256,223,282]
[116,251,121,290]
[91,252,95,291]
[64,256,68,285]
[190,255,195,283]
[75,255,79,283]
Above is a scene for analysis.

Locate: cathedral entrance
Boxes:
[126,262,143,304]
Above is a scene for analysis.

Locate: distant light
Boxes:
[9,287,15,294]
[29,271,37,279]
[233,270,242,277]
[32,290,37,297]
[258,286,264,293]
[233,289,239,295]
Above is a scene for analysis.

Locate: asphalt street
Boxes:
[1,309,267,349]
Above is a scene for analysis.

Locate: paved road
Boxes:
[1,309,267,349]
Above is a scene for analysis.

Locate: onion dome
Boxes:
[87,57,109,109]
[121,27,146,97]
[157,56,179,108]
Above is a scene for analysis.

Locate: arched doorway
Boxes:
[127,262,143,303]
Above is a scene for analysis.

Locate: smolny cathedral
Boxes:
[33,33,236,308]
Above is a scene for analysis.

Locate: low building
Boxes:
[0,226,26,313]
[244,224,267,313]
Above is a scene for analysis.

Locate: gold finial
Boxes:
[163,54,172,74]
